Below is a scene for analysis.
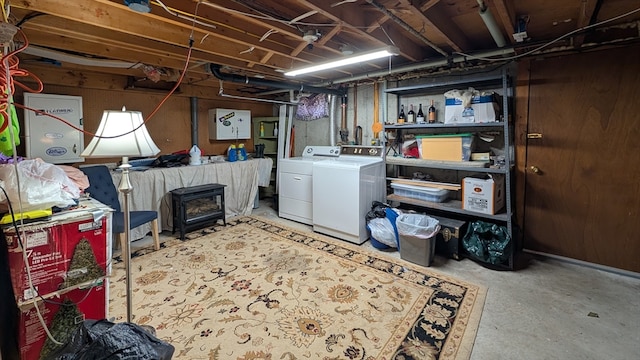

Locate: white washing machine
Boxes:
[312,146,386,244]
[278,146,341,225]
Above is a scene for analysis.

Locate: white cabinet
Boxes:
[208,108,251,140]
[23,93,84,164]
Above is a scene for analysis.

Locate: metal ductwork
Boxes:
[208,64,346,96]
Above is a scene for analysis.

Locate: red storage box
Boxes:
[18,282,108,360]
[5,217,108,303]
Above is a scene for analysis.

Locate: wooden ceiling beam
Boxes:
[167,0,340,57]
[573,0,599,48]
[296,0,425,61]
[19,26,271,79]
[11,0,331,75]
[395,0,468,52]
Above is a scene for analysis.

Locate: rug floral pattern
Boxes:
[109,217,485,360]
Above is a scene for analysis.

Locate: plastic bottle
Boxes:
[259,122,265,137]
[238,144,247,161]
[228,145,237,162]
[273,123,278,137]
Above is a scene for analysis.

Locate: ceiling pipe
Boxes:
[365,0,449,57]
[323,48,515,85]
[24,45,142,68]
[208,64,346,96]
[190,97,198,146]
[477,0,507,47]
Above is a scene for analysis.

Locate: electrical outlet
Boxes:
[513,31,528,42]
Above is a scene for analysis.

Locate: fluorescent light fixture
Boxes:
[284,46,399,77]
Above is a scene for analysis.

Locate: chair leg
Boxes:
[151,219,160,251]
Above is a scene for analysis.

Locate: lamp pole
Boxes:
[117,156,134,323]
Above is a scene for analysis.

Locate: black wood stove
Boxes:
[170,183,226,240]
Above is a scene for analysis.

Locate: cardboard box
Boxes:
[19,283,107,360]
[444,95,499,124]
[430,215,468,260]
[462,175,505,214]
[416,133,473,161]
[5,217,108,303]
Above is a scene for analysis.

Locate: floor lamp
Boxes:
[81,107,160,323]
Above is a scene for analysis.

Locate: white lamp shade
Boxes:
[81,109,160,158]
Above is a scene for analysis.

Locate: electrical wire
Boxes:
[0,29,43,133]
[198,0,376,29]
[8,37,192,142]
[154,0,216,29]
[455,6,640,62]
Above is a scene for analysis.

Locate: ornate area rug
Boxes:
[109,216,486,359]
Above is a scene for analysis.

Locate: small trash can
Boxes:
[396,214,440,267]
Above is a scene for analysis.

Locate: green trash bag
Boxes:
[462,220,511,265]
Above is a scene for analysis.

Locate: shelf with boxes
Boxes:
[384,68,516,270]
[253,117,280,199]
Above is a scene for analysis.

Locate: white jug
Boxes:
[189,145,202,165]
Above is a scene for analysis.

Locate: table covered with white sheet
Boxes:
[110,158,273,240]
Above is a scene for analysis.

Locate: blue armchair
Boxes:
[80,165,160,252]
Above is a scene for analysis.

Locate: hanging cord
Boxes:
[12,45,192,140]
[0,29,43,133]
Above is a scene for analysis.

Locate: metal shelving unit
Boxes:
[384,68,516,270]
[253,117,279,198]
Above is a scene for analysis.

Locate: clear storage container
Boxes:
[391,183,449,203]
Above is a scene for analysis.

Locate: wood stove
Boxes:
[171,183,226,240]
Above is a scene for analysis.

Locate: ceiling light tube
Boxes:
[284,46,399,77]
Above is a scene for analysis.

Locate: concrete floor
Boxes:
[129,199,640,360]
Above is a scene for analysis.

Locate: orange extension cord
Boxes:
[0,29,43,133]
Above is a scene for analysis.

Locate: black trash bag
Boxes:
[365,201,389,223]
[462,220,511,265]
[44,319,175,360]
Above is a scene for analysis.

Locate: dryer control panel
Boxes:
[340,146,383,157]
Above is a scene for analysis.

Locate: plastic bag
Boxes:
[45,319,175,360]
[396,213,440,239]
[462,220,511,265]
[0,159,80,212]
[368,217,397,248]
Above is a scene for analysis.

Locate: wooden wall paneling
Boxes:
[523,44,640,272]
[514,60,531,232]
[15,67,276,163]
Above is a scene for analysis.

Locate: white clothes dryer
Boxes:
[312,146,386,244]
[278,146,340,225]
